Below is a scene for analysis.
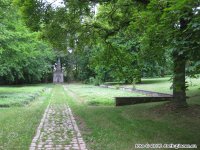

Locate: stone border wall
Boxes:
[99,84,172,97]
[115,97,173,106]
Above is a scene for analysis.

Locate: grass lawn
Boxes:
[0,85,47,107]
[135,77,172,94]
[0,84,52,149]
[65,84,143,106]
[64,80,200,150]
[0,79,199,150]
[133,77,200,105]
[123,76,200,96]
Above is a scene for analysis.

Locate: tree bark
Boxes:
[172,17,190,108]
[172,52,187,107]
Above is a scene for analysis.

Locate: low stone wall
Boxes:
[115,97,173,106]
[99,84,173,97]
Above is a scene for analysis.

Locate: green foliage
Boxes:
[8,0,200,106]
[88,77,102,86]
[15,0,173,83]
[146,0,200,75]
[0,1,55,84]
[86,1,175,83]
[13,0,44,31]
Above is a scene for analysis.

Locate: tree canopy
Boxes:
[0,0,55,84]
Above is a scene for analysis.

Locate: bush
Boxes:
[88,77,102,86]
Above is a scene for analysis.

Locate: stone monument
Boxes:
[53,58,64,83]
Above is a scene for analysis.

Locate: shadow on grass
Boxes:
[139,79,170,84]
[151,102,200,117]
[87,101,101,106]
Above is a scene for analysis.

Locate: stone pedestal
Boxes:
[53,58,64,83]
[53,72,64,83]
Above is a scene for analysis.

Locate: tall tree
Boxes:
[0,0,55,84]
[144,0,200,107]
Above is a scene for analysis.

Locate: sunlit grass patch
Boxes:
[0,85,47,107]
[66,84,144,106]
[123,77,200,97]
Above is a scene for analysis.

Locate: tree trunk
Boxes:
[172,52,187,107]
[172,16,190,108]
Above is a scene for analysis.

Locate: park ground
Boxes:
[0,77,200,150]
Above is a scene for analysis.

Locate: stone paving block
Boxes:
[29,147,35,150]
[30,102,87,150]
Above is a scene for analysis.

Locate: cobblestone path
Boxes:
[30,104,87,150]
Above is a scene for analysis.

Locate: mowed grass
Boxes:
[0,84,53,149]
[64,80,200,150]
[133,77,200,105]
[0,80,199,150]
[0,85,46,107]
[65,84,143,106]
[135,77,172,94]
[124,76,200,96]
